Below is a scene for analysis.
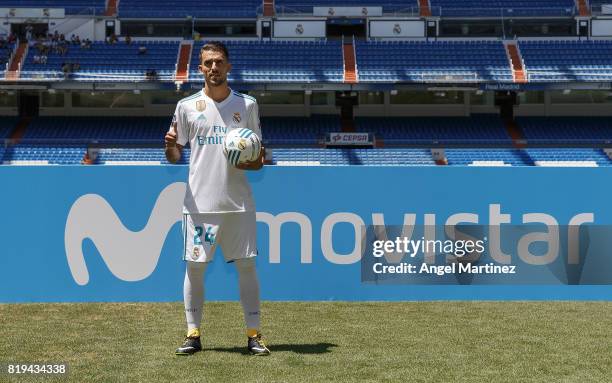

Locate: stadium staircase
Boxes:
[505,120,527,148]
[576,0,590,16]
[419,0,432,17]
[343,41,357,84]
[105,0,119,16]
[175,41,193,83]
[9,117,31,142]
[5,42,27,81]
[505,42,527,83]
[263,0,275,16]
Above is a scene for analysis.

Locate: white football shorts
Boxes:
[182,211,258,263]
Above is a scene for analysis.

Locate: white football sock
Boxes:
[183,261,208,332]
[234,258,261,331]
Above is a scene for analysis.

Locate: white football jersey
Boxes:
[173,89,261,213]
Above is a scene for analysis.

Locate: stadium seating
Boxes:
[519,40,612,82]
[21,41,178,81]
[518,117,612,143]
[0,42,15,76]
[525,148,612,166]
[262,116,339,145]
[0,117,18,139]
[445,149,532,166]
[429,0,576,17]
[191,40,344,83]
[94,148,190,165]
[445,148,612,166]
[119,0,261,18]
[0,1,105,15]
[355,41,514,83]
[355,115,511,144]
[271,148,435,166]
[20,116,171,141]
[1,144,86,165]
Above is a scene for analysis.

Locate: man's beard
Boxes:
[207,74,226,87]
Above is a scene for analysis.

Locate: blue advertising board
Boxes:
[0,166,611,302]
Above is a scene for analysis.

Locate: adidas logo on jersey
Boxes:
[197,114,207,122]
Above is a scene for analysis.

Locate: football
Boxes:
[223,128,262,166]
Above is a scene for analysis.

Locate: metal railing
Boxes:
[4,138,612,150]
[13,71,177,82]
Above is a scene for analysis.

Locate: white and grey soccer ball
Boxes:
[223,128,262,166]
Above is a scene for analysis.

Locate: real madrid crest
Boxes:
[233,112,241,123]
[196,100,206,112]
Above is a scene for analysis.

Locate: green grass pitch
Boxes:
[1,302,611,383]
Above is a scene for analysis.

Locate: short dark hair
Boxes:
[200,41,229,63]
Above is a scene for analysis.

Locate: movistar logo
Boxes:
[64,183,185,285]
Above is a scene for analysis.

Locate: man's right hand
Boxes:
[164,121,182,164]
[165,121,178,147]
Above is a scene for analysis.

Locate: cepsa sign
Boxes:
[327,132,372,146]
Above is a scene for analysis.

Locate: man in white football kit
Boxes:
[164,41,269,356]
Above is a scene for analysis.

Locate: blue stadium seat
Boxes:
[190,40,344,83]
[119,0,260,18]
[355,41,514,83]
[429,0,575,17]
[519,40,612,82]
[0,0,105,15]
[21,41,179,81]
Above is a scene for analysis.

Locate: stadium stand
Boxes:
[94,148,190,165]
[118,0,261,18]
[518,117,612,143]
[355,41,514,83]
[525,148,612,166]
[519,40,612,82]
[190,41,344,83]
[429,0,576,17]
[262,116,339,145]
[0,117,18,139]
[271,148,435,166]
[1,144,86,165]
[20,116,171,141]
[0,42,15,76]
[0,0,106,15]
[21,41,178,81]
[445,149,532,166]
[354,115,511,144]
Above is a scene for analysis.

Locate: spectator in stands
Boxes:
[107,33,118,44]
[33,54,40,64]
[52,31,59,42]
[8,33,16,44]
[61,62,71,78]
[25,24,33,41]
[125,35,132,45]
[138,45,147,55]
[58,40,68,56]
[81,38,92,49]
[70,34,76,44]
[145,69,158,80]
[74,35,81,46]
[40,54,47,64]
